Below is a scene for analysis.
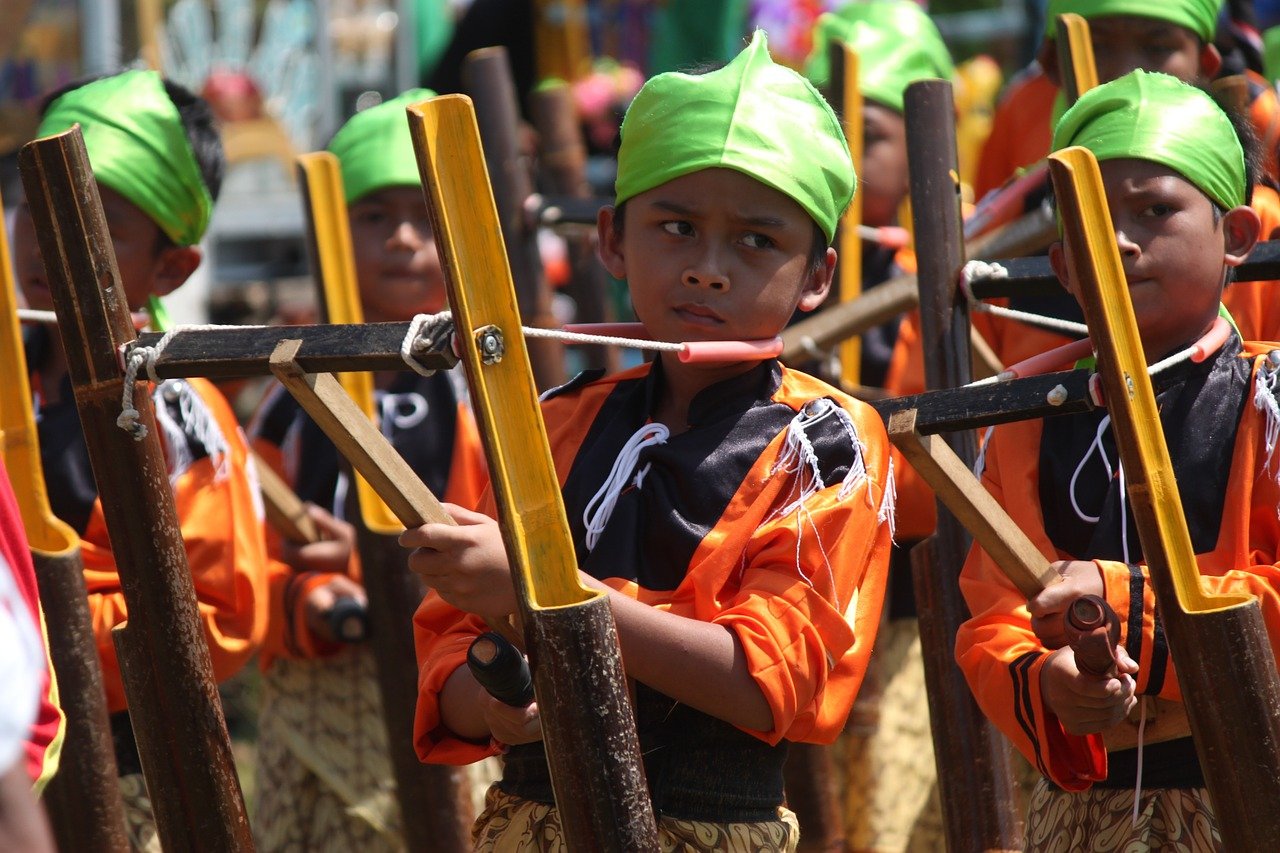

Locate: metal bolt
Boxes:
[475,325,505,365]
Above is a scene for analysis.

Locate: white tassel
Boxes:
[582,423,670,552]
[879,455,897,540]
[153,380,230,483]
[1253,359,1280,510]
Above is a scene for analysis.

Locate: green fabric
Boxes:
[1052,70,1245,210]
[1265,26,1280,85]
[328,88,437,204]
[616,31,855,243]
[803,0,954,111]
[415,0,454,80]
[648,0,751,74]
[1043,0,1222,42]
[37,70,212,246]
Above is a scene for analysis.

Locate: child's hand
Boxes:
[1027,560,1106,648]
[281,504,356,575]
[400,504,518,616]
[303,574,367,643]
[1039,646,1139,735]
[483,697,542,747]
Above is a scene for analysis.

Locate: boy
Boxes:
[249,88,488,850]
[956,70,1275,849]
[11,70,268,850]
[405,32,894,850]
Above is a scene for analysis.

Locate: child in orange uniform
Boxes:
[406,33,894,850]
[12,71,268,850]
[249,89,488,850]
[958,70,1276,850]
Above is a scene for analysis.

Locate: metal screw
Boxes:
[475,325,505,365]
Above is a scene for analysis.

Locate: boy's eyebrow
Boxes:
[647,199,788,228]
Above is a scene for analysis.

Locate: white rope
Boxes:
[971,301,1089,337]
[400,312,451,376]
[582,423,670,552]
[16,308,57,324]
[523,324,682,352]
[118,323,256,439]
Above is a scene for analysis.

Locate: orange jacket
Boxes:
[38,376,270,713]
[974,66,1057,200]
[251,372,488,664]
[956,340,1280,789]
[413,362,894,766]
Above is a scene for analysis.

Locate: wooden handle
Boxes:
[252,450,320,544]
[887,408,1058,597]
[268,339,453,528]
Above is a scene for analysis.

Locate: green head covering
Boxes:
[803,1,954,111]
[615,30,854,243]
[1052,70,1245,210]
[1043,0,1222,42]
[328,88,436,204]
[37,70,212,246]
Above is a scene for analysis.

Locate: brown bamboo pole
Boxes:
[463,46,566,390]
[19,126,253,851]
[529,79,620,373]
[904,79,1023,852]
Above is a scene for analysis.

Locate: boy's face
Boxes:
[348,186,446,323]
[861,103,909,228]
[1049,158,1259,360]
[14,184,199,313]
[597,168,834,347]
[1083,16,1210,84]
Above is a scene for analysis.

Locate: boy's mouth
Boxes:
[673,303,724,327]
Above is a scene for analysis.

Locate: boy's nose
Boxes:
[387,220,425,250]
[682,252,730,291]
[1113,227,1140,257]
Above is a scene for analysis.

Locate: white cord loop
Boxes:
[582,423,670,552]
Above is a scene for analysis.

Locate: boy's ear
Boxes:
[596,206,627,280]
[796,246,836,313]
[151,245,203,297]
[1222,205,1261,266]
[1047,240,1078,298]
[1199,42,1222,79]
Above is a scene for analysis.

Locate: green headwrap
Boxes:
[615,30,854,243]
[1052,70,1245,210]
[803,1,954,111]
[37,70,212,246]
[1043,0,1222,42]
[328,88,436,204]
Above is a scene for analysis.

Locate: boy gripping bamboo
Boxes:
[11,70,268,850]
[957,70,1280,850]
[406,32,894,850]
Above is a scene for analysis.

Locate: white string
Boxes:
[118,324,238,439]
[16,308,57,324]
[523,324,682,352]
[971,301,1090,337]
[582,423,670,552]
[1068,415,1112,525]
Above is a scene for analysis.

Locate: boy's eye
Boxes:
[741,232,775,250]
[1142,203,1174,217]
[661,220,694,237]
[352,207,388,225]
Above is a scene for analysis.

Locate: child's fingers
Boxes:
[399,521,471,550]
[443,503,497,527]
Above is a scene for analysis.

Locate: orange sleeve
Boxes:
[412,594,499,765]
[441,402,489,511]
[974,70,1057,199]
[955,421,1107,790]
[1224,183,1280,343]
[82,380,269,712]
[715,413,892,746]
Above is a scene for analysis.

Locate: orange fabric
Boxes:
[413,364,894,765]
[956,343,1280,790]
[974,67,1057,200]
[1224,183,1280,343]
[80,378,269,713]
[1247,69,1280,185]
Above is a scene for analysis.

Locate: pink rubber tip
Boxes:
[875,226,911,250]
[1002,337,1094,380]
[1190,316,1231,363]
[678,337,784,363]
